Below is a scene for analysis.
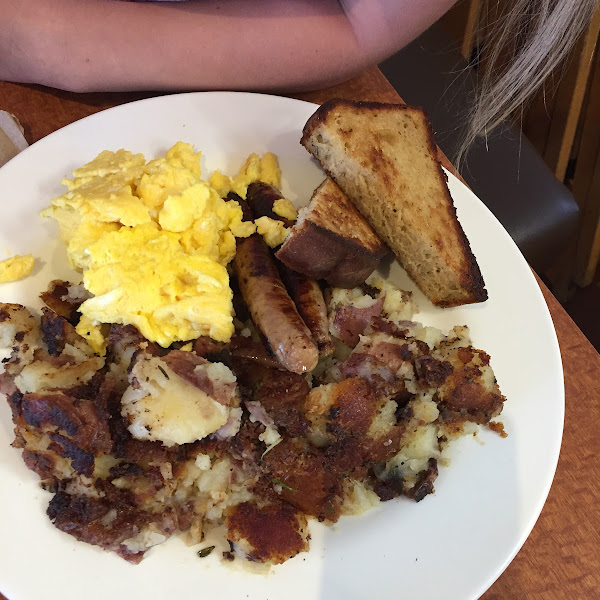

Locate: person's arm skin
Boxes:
[2,0,457,93]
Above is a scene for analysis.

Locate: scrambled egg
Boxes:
[0,254,35,284]
[255,216,289,248]
[41,142,284,348]
[255,198,298,247]
[75,315,107,356]
[272,198,298,221]
[209,152,281,199]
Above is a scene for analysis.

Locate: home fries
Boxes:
[0,101,505,568]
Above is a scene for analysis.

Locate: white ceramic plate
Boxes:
[0,92,563,600]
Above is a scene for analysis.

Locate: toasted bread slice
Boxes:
[301,99,487,307]
[275,178,388,287]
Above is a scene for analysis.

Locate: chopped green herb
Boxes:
[273,478,297,492]
[197,545,215,558]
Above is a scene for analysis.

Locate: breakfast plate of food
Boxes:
[0,92,563,600]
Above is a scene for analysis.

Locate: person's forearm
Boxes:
[4,0,360,92]
[2,0,457,93]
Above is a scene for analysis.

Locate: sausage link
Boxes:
[246,182,295,227]
[278,265,334,358]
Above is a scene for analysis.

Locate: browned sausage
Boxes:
[245,182,295,227]
[246,183,333,357]
[278,265,334,357]
[231,193,318,374]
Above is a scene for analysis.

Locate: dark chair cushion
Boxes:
[378,20,579,273]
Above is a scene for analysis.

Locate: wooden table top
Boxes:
[1,68,599,599]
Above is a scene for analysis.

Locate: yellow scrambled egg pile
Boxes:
[41,142,295,350]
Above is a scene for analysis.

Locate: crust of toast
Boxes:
[301,99,487,307]
[276,178,388,287]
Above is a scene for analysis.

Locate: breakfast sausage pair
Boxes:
[231,183,332,374]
